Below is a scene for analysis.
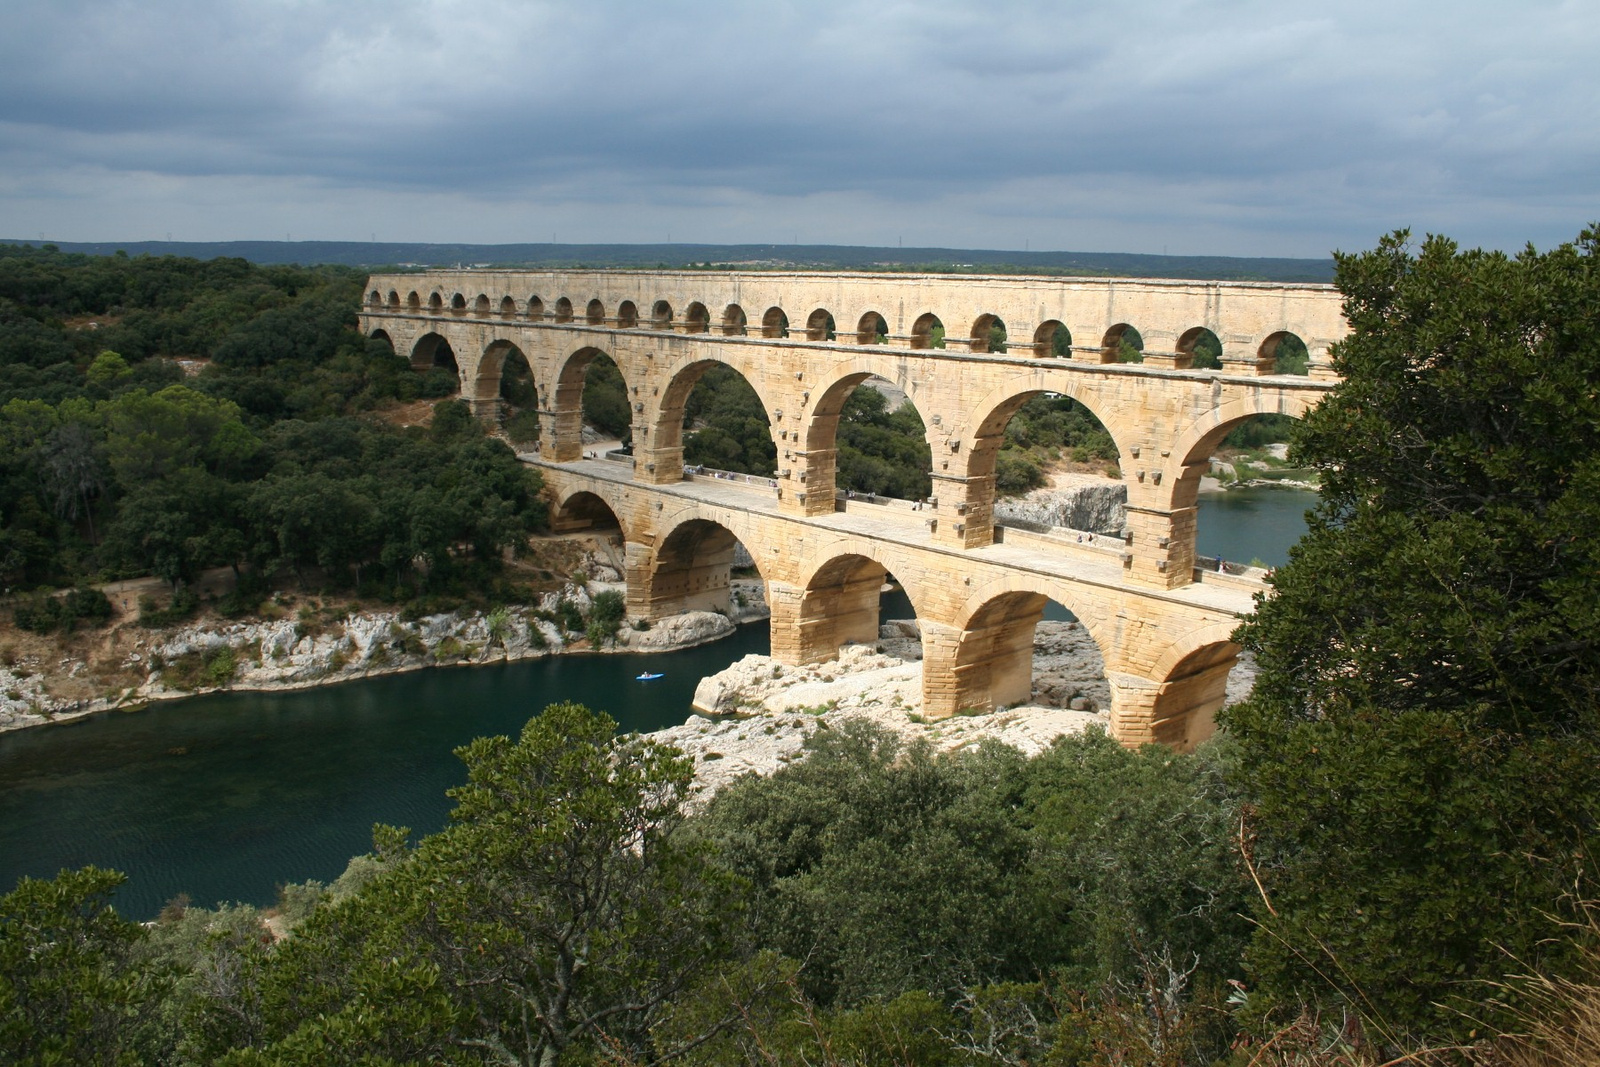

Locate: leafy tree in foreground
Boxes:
[0,866,168,1067]
[1225,228,1600,1042]
[233,703,751,1066]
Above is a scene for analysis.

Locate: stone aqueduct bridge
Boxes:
[359,270,1346,748]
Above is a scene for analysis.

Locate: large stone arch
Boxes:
[799,357,930,516]
[1124,621,1242,749]
[931,575,1115,719]
[1165,391,1320,511]
[409,331,459,376]
[545,345,629,463]
[550,488,628,539]
[636,351,781,486]
[1128,390,1320,587]
[948,373,1135,547]
[638,512,763,621]
[780,537,928,666]
[471,339,540,418]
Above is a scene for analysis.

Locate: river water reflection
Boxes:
[0,488,1315,917]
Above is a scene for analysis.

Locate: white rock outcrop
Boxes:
[994,481,1127,535]
[663,618,1259,803]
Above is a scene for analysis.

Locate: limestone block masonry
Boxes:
[360,269,1344,749]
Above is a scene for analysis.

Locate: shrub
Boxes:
[504,410,542,445]
[994,451,1045,495]
[138,586,199,628]
[13,588,113,633]
[554,598,584,635]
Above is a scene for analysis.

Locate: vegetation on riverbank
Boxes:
[5,229,1600,1064]
[0,244,547,605]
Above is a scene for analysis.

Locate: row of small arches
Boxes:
[369,288,1309,372]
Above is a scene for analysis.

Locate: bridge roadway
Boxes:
[534,453,1259,750]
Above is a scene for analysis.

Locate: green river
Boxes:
[0,488,1315,917]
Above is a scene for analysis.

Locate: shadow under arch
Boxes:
[856,310,888,345]
[1101,322,1143,363]
[1033,320,1070,357]
[643,515,763,622]
[368,327,393,349]
[970,312,1007,353]
[550,488,627,539]
[1177,326,1223,370]
[1139,622,1242,748]
[805,308,835,341]
[761,306,789,338]
[947,585,1111,716]
[1257,330,1310,376]
[410,331,460,376]
[792,549,922,665]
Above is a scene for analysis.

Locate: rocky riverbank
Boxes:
[655,617,1258,802]
[994,476,1127,535]
[0,575,771,735]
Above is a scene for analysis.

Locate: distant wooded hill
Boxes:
[0,239,1334,283]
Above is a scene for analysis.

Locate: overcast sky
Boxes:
[1,0,1595,258]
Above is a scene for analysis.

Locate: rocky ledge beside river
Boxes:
[0,577,770,735]
[656,617,1258,803]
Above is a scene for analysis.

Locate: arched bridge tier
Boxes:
[540,459,1261,750]
[359,268,1339,590]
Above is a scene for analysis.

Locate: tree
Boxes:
[0,867,167,1067]
[239,704,748,1066]
[1225,228,1600,1042]
[37,420,107,542]
[694,722,1044,1008]
[102,384,258,483]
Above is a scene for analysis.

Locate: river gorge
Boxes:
[0,488,1315,918]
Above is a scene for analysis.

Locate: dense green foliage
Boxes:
[834,385,932,499]
[1226,228,1600,1041]
[693,722,1248,1012]
[996,393,1122,491]
[580,354,631,443]
[0,712,1251,1066]
[0,866,165,1067]
[0,245,545,599]
[682,364,776,474]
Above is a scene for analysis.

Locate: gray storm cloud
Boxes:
[1,0,1596,255]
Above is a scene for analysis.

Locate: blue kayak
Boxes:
[636,672,665,681]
